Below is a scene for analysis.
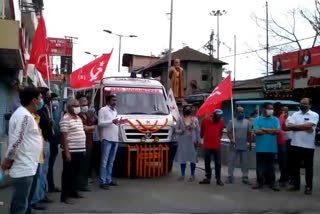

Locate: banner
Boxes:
[167,89,180,121]
[273,46,320,72]
[48,37,72,56]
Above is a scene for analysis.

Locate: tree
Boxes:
[300,0,320,47]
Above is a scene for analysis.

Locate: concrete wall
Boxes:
[185,62,222,94]
[130,56,159,72]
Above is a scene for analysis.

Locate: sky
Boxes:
[43,0,317,80]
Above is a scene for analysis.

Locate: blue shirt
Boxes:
[253,116,280,153]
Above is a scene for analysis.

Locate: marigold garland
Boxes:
[136,120,158,130]
[126,118,168,134]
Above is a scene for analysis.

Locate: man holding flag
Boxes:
[195,74,232,186]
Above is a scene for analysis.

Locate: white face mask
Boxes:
[81,106,88,113]
[266,109,274,116]
[73,107,81,115]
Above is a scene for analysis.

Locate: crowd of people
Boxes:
[0,86,319,214]
[175,98,319,195]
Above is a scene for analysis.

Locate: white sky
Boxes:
[43,0,317,80]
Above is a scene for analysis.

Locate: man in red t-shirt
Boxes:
[199,109,224,186]
[273,102,288,186]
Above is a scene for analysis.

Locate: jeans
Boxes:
[31,141,50,204]
[277,144,288,183]
[204,149,221,180]
[61,152,85,201]
[47,141,59,191]
[228,149,249,180]
[27,165,40,214]
[180,163,196,176]
[100,140,118,184]
[256,152,276,186]
[291,146,315,189]
[10,175,34,214]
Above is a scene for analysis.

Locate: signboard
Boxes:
[51,74,70,82]
[264,79,291,91]
[48,37,72,56]
[292,65,320,88]
[273,46,320,72]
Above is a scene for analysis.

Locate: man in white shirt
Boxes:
[287,98,319,195]
[98,94,121,190]
[1,87,43,214]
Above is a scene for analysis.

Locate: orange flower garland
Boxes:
[126,118,168,134]
[136,120,158,130]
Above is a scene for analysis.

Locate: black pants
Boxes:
[256,152,276,186]
[47,143,59,191]
[92,141,101,175]
[10,175,34,214]
[286,140,293,181]
[277,144,288,183]
[60,152,85,201]
[78,146,92,189]
[204,149,221,180]
[291,146,314,189]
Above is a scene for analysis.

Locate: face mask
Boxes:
[52,100,59,106]
[44,97,51,104]
[89,107,96,113]
[266,109,274,116]
[73,107,81,115]
[36,99,44,111]
[237,113,245,120]
[81,106,89,113]
[184,110,192,115]
[299,104,309,112]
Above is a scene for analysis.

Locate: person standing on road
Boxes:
[78,97,96,191]
[252,102,280,191]
[199,109,224,186]
[273,102,289,187]
[283,106,293,184]
[47,93,61,193]
[175,105,201,182]
[1,87,43,214]
[287,98,319,195]
[98,94,121,190]
[30,88,54,209]
[60,98,86,204]
[226,107,252,185]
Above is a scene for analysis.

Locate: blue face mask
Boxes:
[89,107,96,113]
[236,113,245,120]
[36,99,44,111]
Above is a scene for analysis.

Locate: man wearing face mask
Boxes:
[30,88,54,210]
[273,102,288,187]
[47,93,61,193]
[287,98,319,195]
[78,97,96,191]
[98,94,122,190]
[199,109,225,186]
[226,107,252,185]
[252,102,280,191]
[60,98,86,204]
[1,87,43,214]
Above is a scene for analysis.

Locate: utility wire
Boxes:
[219,36,316,59]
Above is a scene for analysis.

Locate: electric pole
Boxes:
[266,1,269,76]
[167,0,173,92]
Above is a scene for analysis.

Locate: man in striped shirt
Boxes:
[60,98,86,204]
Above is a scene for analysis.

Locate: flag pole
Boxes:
[230,73,235,143]
[45,54,53,118]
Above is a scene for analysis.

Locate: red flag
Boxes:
[70,50,113,89]
[195,74,232,116]
[29,12,52,80]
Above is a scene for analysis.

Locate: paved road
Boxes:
[1,156,320,214]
